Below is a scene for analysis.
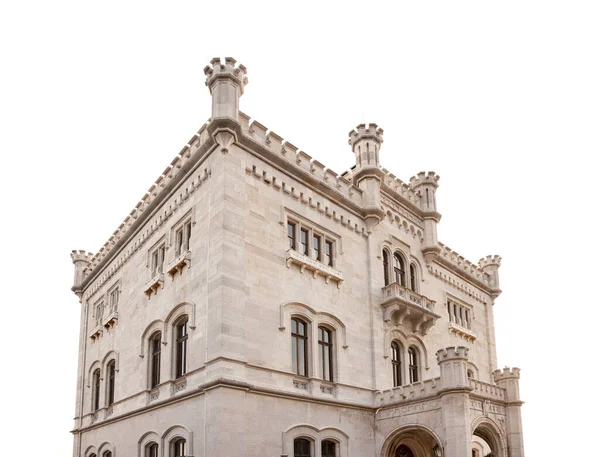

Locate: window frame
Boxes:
[318,326,334,382]
[106,360,116,406]
[383,250,390,286]
[150,331,162,388]
[174,316,189,379]
[447,296,474,330]
[391,341,403,387]
[170,438,186,457]
[293,437,313,457]
[145,442,159,457]
[173,216,193,257]
[409,263,417,292]
[291,317,309,377]
[92,368,101,412]
[408,346,419,383]
[149,240,166,277]
[93,298,105,328]
[286,215,337,267]
[321,439,337,457]
[393,253,406,286]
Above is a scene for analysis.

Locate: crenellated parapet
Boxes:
[493,367,522,404]
[348,123,384,170]
[204,57,248,121]
[478,255,502,297]
[409,171,440,190]
[204,57,248,94]
[493,367,520,382]
[436,346,471,392]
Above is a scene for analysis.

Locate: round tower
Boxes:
[204,57,248,122]
[410,171,442,263]
[348,123,384,170]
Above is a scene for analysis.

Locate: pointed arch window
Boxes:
[391,341,403,387]
[92,368,101,412]
[291,317,308,377]
[175,317,189,378]
[409,264,417,291]
[395,444,415,457]
[102,452,112,457]
[383,250,390,286]
[393,254,406,286]
[294,438,311,457]
[408,346,419,383]
[150,332,162,388]
[106,360,116,406]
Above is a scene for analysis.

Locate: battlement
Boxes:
[204,57,248,95]
[81,120,212,280]
[238,112,364,208]
[493,367,521,381]
[348,123,384,149]
[478,255,502,269]
[436,346,470,363]
[71,250,93,264]
[437,243,490,286]
[381,171,421,208]
[409,171,440,189]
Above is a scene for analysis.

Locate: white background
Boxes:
[1,1,598,455]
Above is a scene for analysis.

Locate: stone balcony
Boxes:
[167,250,191,277]
[449,321,478,342]
[144,273,164,298]
[381,282,440,336]
[469,378,506,401]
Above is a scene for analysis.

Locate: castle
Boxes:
[70,57,525,457]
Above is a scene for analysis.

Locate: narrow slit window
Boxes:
[325,240,333,266]
[300,229,309,256]
[287,221,296,250]
[313,234,321,261]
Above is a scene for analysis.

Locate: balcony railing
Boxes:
[167,250,191,277]
[286,249,343,287]
[381,282,440,336]
[469,378,506,401]
[449,321,477,342]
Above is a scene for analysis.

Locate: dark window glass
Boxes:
[409,264,417,291]
[294,438,311,457]
[313,234,321,261]
[288,222,296,250]
[175,227,183,256]
[102,452,112,457]
[93,369,101,412]
[408,347,419,383]
[322,440,336,457]
[467,369,474,379]
[325,240,333,266]
[152,245,166,276]
[172,438,186,457]
[395,444,415,457]
[151,332,162,388]
[318,326,333,382]
[391,342,402,387]
[175,318,189,378]
[393,254,405,286]
[107,360,116,405]
[383,251,390,286]
[291,317,308,377]
[146,442,159,457]
[300,229,309,255]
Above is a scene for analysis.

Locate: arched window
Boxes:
[408,346,419,383]
[383,250,390,286]
[92,368,101,412]
[395,444,415,457]
[175,317,189,378]
[467,369,474,379]
[393,254,405,286]
[291,317,308,377]
[145,442,159,457]
[318,326,333,382]
[294,438,311,457]
[171,438,186,457]
[107,360,116,405]
[321,440,336,457]
[150,332,162,388]
[102,452,112,457]
[391,341,403,387]
[90,454,97,457]
[409,264,417,291]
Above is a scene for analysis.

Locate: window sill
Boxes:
[103,312,118,329]
[448,322,477,342]
[286,249,343,287]
[89,325,103,341]
[144,273,164,298]
[167,250,191,278]
[171,376,188,396]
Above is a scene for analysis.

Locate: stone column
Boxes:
[436,346,473,457]
[494,367,525,457]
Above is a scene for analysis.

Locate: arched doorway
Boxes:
[471,418,506,457]
[380,424,443,457]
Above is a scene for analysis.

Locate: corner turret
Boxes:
[410,171,442,263]
[493,367,525,457]
[478,255,502,297]
[204,57,248,122]
[436,346,471,391]
[71,250,93,298]
[348,123,386,230]
[493,367,521,402]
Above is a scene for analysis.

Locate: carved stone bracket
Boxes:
[167,250,191,278]
[286,249,344,288]
[381,282,440,336]
[144,273,164,298]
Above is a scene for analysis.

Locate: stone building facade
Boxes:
[70,57,525,457]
